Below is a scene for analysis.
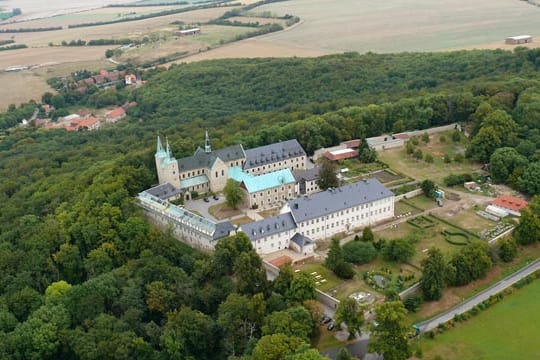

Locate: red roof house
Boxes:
[106,107,126,123]
[491,195,528,216]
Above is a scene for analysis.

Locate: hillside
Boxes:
[1,49,540,358]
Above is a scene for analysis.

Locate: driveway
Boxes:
[184,196,224,221]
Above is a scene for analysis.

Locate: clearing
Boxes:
[378,131,483,185]
[418,278,540,360]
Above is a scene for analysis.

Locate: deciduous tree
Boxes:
[369,301,411,360]
[420,248,446,301]
[334,297,365,339]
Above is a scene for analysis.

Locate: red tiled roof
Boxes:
[77,117,99,130]
[269,255,292,268]
[492,195,528,212]
[343,139,361,148]
[106,107,126,119]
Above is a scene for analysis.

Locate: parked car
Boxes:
[213,195,219,200]
[203,197,210,203]
[327,322,335,331]
[321,315,332,324]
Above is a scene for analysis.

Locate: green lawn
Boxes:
[403,196,437,211]
[395,200,422,217]
[376,215,481,268]
[418,279,540,360]
[294,263,341,293]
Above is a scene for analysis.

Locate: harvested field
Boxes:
[0,72,53,110]
[0,6,241,47]
[176,37,328,63]
[0,46,110,69]
[255,0,540,53]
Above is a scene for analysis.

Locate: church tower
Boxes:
[205,129,211,153]
[155,135,180,188]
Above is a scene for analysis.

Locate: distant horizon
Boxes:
[1,0,135,21]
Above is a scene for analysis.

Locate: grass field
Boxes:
[418,279,540,360]
[255,0,540,53]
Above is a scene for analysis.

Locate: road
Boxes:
[416,257,540,332]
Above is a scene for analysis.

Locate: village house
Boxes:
[489,195,528,217]
[105,107,126,123]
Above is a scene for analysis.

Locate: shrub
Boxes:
[333,261,355,279]
[343,241,378,265]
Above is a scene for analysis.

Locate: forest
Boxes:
[2,48,540,358]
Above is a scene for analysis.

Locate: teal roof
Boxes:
[181,175,208,189]
[228,167,295,193]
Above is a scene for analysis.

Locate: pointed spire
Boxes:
[156,135,164,155]
[205,129,211,153]
[166,137,172,158]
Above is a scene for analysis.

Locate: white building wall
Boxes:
[249,229,295,255]
[295,196,394,240]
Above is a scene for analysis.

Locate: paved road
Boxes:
[416,257,540,332]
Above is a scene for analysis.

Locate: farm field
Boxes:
[0,0,135,21]
[0,6,240,47]
[254,0,540,53]
[418,279,540,360]
[176,36,328,63]
[0,71,55,109]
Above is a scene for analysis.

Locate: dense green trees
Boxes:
[334,297,365,339]
[369,301,411,360]
[316,159,339,190]
[224,179,244,209]
[4,48,540,357]
[421,248,446,301]
[325,238,355,279]
[342,241,378,265]
[514,196,540,245]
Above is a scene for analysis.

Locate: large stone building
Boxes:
[138,191,235,252]
[239,178,394,255]
[282,178,394,240]
[155,133,307,203]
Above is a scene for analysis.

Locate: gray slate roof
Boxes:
[293,166,321,182]
[178,144,245,172]
[244,139,306,170]
[288,178,394,223]
[144,183,183,200]
[240,213,297,241]
[291,233,313,248]
[213,221,236,240]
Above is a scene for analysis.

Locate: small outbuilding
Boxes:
[505,35,533,45]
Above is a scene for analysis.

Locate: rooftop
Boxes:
[181,174,209,189]
[293,166,321,182]
[244,139,306,170]
[287,178,394,223]
[229,167,296,193]
[144,183,182,200]
[492,195,528,213]
[240,213,297,241]
[324,148,358,161]
[178,144,245,172]
[138,192,234,240]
